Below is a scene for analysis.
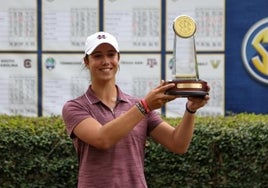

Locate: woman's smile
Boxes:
[100,67,113,73]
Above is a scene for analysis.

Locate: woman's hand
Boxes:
[144,80,177,110]
[143,81,210,112]
[186,85,210,112]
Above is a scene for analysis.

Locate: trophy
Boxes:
[165,15,208,97]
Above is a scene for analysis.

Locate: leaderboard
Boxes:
[0,0,225,117]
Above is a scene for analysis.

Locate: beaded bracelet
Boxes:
[141,99,151,114]
[185,102,196,114]
[135,102,147,115]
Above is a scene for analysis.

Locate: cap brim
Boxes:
[85,41,119,55]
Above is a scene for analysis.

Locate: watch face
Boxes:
[173,15,196,38]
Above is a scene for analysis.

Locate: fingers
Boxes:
[146,81,211,111]
[188,96,209,104]
[187,94,209,111]
[156,81,175,92]
[144,82,177,110]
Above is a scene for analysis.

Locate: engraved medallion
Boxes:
[173,15,196,38]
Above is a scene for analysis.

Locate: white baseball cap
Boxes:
[84,32,119,55]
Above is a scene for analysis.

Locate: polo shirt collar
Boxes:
[85,85,129,104]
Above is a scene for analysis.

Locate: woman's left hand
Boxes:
[186,86,210,112]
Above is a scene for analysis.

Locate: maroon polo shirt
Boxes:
[62,85,163,188]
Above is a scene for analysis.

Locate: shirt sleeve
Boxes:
[146,110,163,135]
[62,100,91,138]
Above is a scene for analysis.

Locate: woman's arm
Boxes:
[150,95,209,154]
[72,82,177,150]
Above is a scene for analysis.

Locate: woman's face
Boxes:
[86,43,119,82]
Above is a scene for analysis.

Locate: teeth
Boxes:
[101,68,111,72]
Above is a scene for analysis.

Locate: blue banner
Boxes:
[226,0,268,114]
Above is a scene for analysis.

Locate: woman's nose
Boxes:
[102,56,110,65]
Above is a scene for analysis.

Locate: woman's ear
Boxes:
[84,56,89,65]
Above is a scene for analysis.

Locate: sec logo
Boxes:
[242,17,268,84]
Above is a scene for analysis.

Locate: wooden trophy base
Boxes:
[165,79,208,97]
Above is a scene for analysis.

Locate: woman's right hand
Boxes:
[144,81,177,111]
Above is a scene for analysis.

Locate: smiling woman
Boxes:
[85,43,119,84]
[62,31,210,188]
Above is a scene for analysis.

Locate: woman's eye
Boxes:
[108,53,116,57]
[92,54,102,58]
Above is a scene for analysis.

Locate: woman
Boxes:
[62,31,209,188]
